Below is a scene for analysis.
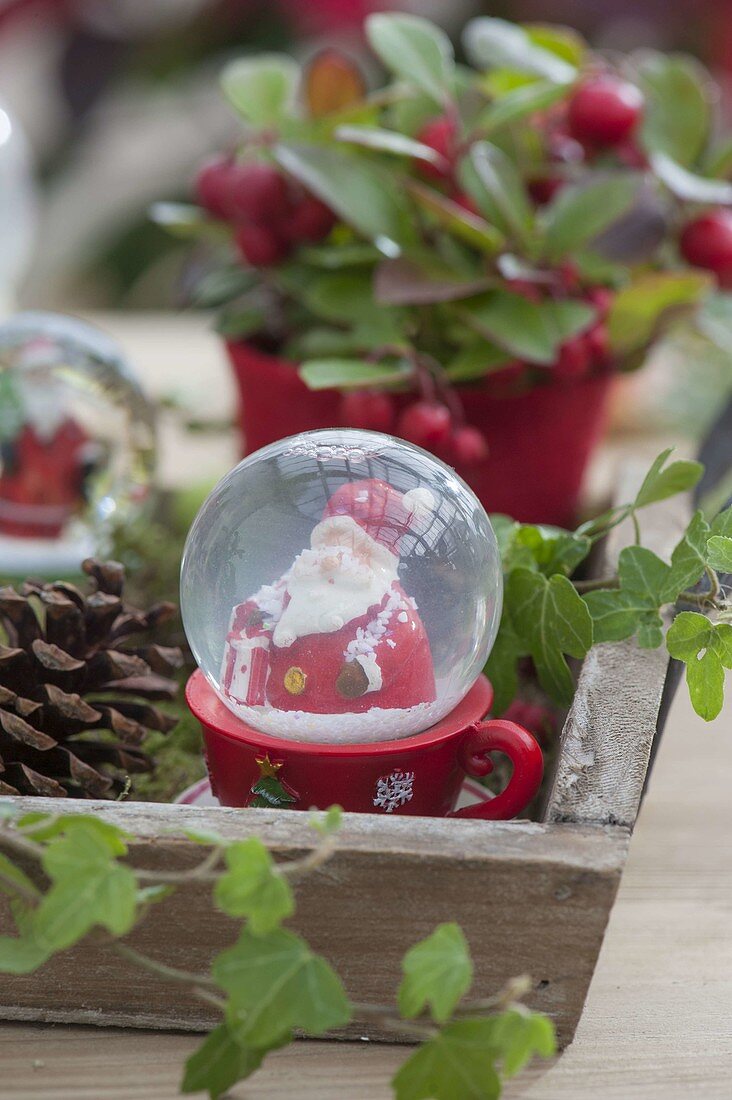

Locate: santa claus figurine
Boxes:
[221,479,438,733]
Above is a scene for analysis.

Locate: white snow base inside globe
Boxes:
[215,680,461,744]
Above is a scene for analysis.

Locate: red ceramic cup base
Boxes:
[186,671,544,820]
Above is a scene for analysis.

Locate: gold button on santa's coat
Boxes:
[283,666,307,695]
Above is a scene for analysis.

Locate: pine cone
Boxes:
[0,558,183,798]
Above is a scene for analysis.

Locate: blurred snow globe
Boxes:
[181,429,502,743]
[0,312,156,574]
[0,105,36,314]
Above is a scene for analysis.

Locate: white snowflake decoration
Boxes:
[373,769,415,813]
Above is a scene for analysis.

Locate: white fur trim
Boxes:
[403,487,436,518]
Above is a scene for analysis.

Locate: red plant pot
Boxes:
[186,671,544,820]
[226,340,613,528]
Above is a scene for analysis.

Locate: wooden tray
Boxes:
[0,472,688,1049]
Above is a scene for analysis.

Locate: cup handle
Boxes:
[450,719,544,820]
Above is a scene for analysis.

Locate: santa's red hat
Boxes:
[321,479,436,559]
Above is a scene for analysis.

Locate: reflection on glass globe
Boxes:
[0,312,156,573]
[181,430,502,744]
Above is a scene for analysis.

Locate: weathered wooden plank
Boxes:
[545,468,691,829]
[0,799,628,1048]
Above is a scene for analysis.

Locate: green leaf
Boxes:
[710,507,732,540]
[408,182,504,254]
[484,613,525,715]
[394,1018,502,1100]
[214,838,294,935]
[462,290,595,365]
[300,358,411,391]
[335,125,447,166]
[637,52,711,166]
[181,1023,264,1099]
[463,142,534,246]
[541,174,641,261]
[585,544,674,647]
[309,805,343,836]
[0,852,39,899]
[366,14,455,106]
[488,1007,556,1076]
[480,80,569,131]
[650,152,732,205]
[274,143,414,251]
[0,935,50,974]
[525,24,586,67]
[212,928,351,1047]
[662,510,710,600]
[463,18,577,84]
[399,923,473,1024]
[33,865,137,952]
[607,272,711,356]
[634,449,704,508]
[707,535,732,573]
[41,821,127,878]
[666,612,731,721]
[192,267,257,309]
[511,525,591,577]
[374,257,492,306]
[220,54,299,125]
[507,570,593,703]
[149,202,229,241]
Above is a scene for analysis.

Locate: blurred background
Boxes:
[3,0,732,316]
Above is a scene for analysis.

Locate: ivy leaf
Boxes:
[666,612,732,721]
[512,526,591,577]
[661,511,710,601]
[634,449,704,508]
[220,55,299,126]
[0,851,39,900]
[393,1018,502,1100]
[33,865,137,952]
[309,804,343,836]
[541,174,642,261]
[274,143,415,251]
[463,18,577,84]
[707,535,732,572]
[584,545,671,647]
[41,820,127,878]
[650,152,732,205]
[637,51,711,166]
[398,923,473,1024]
[212,928,352,1048]
[507,570,593,703]
[462,142,534,247]
[484,613,525,715]
[607,271,711,356]
[0,935,50,974]
[488,1007,556,1076]
[462,290,595,366]
[710,506,732,539]
[300,358,411,391]
[214,838,294,936]
[181,1023,264,1099]
[366,13,455,106]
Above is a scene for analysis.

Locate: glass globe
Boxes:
[0,312,156,573]
[181,429,502,744]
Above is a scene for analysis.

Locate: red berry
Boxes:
[339,390,395,433]
[680,210,732,287]
[227,163,291,224]
[397,401,452,449]
[450,425,489,466]
[235,223,289,267]
[554,336,591,382]
[195,155,234,218]
[568,76,644,148]
[415,115,457,182]
[287,195,337,243]
[558,261,581,292]
[506,278,543,304]
[587,287,613,317]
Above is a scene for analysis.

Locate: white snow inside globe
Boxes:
[181,430,502,744]
[0,312,156,573]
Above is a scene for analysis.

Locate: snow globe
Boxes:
[183,430,543,818]
[0,312,156,574]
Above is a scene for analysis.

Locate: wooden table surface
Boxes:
[1,314,730,1098]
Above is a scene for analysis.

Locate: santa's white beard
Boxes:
[20,381,70,441]
[272,543,398,648]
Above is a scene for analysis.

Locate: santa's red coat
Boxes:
[223,584,436,715]
[0,419,89,538]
